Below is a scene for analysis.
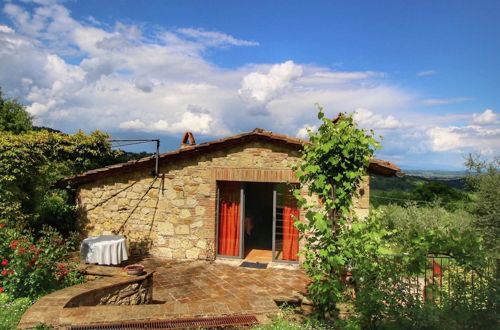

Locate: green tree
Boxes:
[0,129,120,233]
[466,154,500,256]
[0,88,32,134]
[410,181,471,211]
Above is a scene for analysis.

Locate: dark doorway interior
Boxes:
[244,182,274,261]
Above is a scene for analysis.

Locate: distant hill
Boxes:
[370,171,471,209]
[371,172,468,192]
[403,169,467,179]
[32,126,63,133]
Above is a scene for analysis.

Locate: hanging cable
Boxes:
[108,138,160,177]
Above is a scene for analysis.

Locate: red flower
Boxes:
[0,223,4,228]
[0,287,3,293]
[17,248,26,255]
[1,259,8,266]
[9,270,14,275]
[29,245,36,251]
[1,270,7,276]
[57,263,64,270]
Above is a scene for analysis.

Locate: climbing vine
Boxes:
[294,107,381,316]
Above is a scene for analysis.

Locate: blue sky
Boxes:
[0,0,498,169]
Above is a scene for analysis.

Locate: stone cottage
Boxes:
[61,129,401,264]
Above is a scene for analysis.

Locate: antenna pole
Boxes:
[155,139,160,177]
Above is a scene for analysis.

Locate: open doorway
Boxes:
[243,182,274,262]
[216,181,300,263]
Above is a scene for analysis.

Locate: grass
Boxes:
[253,303,334,330]
[0,293,33,330]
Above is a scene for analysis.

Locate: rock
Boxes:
[158,222,175,235]
[179,209,191,219]
[195,206,206,216]
[175,225,190,235]
[186,247,200,259]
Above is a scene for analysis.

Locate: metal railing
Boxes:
[373,255,498,306]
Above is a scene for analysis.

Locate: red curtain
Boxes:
[218,181,241,256]
[282,189,299,261]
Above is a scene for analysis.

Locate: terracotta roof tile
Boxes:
[57,130,402,186]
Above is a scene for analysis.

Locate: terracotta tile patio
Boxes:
[142,257,310,316]
[19,257,310,328]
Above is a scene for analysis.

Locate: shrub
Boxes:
[0,223,83,299]
[350,256,500,329]
[375,203,476,254]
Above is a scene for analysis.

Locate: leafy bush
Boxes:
[349,255,500,329]
[374,203,477,254]
[371,181,471,211]
[36,190,76,235]
[0,129,120,233]
[0,223,83,299]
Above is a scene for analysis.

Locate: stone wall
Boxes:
[76,140,370,261]
[65,272,153,307]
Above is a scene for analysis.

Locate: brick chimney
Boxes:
[180,132,196,149]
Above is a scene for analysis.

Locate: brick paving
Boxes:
[143,258,310,316]
[19,258,310,328]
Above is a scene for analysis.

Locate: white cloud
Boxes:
[119,112,215,135]
[298,71,384,85]
[0,25,14,33]
[472,109,498,125]
[427,126,463,152]
[296,124,317,139]
[151,119,169,132]
[353,108,403,130]
[427,125,500,152]
[170,111,213,134]
[177,28,258,47]
[238,61,303,114]
[422,97,472,105]
[417,70,437,77]
[134,78,153,93]
[119,119,146,130]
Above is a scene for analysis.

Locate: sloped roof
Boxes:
[58,129,402,186]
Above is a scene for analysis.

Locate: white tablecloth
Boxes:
[80,235,128,265]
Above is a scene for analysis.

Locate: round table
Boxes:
[80,235,129,265]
